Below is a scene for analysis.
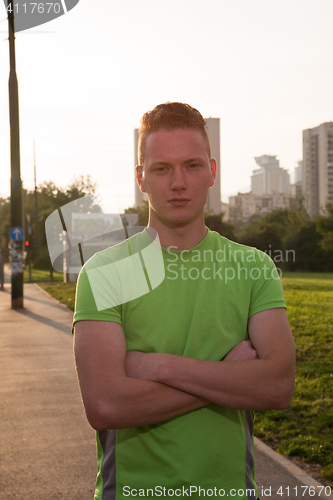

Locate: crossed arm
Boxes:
[74,308,295,431]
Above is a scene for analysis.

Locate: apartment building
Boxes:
[228,192,290,225]
[303,122,333,216]
[251,155,290,196]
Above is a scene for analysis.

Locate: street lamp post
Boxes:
[33,140,39,257]
[7,2,24,308]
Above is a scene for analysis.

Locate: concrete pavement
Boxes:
[0,282,331,500]
[0,283,96,500]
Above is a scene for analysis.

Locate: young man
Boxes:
[73,102,295,500]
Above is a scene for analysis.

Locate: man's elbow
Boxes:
[270,378,294,410]
[85,401,123,431]
[274,393,293,411]
[88,414,112,432]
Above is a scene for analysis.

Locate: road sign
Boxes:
[10,226,24,241]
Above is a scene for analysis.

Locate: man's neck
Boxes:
[147,216,208,251]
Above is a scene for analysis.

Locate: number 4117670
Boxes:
[277,485,332,496]
[6,3,61,14]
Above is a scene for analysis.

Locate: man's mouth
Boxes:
[168,198,190,206]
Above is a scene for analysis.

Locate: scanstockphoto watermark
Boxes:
[165,245,296,282]
[122,485,257,497]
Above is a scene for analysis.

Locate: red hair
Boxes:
[138,102,211,166]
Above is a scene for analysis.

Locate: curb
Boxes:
[34,282,74,313]
[254,437,331,492]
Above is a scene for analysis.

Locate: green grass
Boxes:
[23,267,63,283]
[254,272,333,484]
[40,271,333,484]
[38,282,76,311]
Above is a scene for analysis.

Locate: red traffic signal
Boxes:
[25,241,29,247]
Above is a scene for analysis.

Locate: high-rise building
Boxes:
[251,155,290,196]
[205,118,221,214]
[228,193,256,224]
[133,118,221,214]
[294,160,303,184]
[302,122,333,216]
[289,160,303,199]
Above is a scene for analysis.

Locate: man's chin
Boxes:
[159,213,201,229]
[149,204,205,229]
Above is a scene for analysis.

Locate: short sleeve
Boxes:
[72,263,122,333]
[249,250,286,317]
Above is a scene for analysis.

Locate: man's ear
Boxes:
[136,165,146,193]
[209,158,217,187]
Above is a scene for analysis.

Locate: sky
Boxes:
[0,0,333,213]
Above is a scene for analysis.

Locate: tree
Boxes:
[0,176,100,268]
[204,213,237,241]
[237,217,283,261]
[0,197,10,260]
[124,201,149,227]
[285,222,333,272]
[315,204,333,253]
[236,203,311,270]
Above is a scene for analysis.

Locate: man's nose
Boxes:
[170,168,187,190]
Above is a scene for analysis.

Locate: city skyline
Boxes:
[0,0,332,213]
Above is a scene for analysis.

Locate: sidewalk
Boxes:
[0,284,96,500]
[0,283,331,500]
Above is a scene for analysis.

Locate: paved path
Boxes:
[0,283,331,500]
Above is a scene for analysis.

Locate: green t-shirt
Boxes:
[73,229,286,500]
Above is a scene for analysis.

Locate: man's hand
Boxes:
[125,341,258,380]
[223,340,258,362]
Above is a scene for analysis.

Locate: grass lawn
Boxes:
[22,267,75,311]
[39,271,333,485]
[38,282,77,311]
[254,272,333,485]
[23,267,63,283]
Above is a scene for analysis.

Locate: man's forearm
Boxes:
[124,310,296,411]
[75,321,210,432]
[128,353,294,411]
[94,343,257,430]
[81,373,210,431]
[156,354,293,410]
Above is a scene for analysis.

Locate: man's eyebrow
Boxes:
[150,161,171,167]
[150,158,205,167]
[184,157,205,164]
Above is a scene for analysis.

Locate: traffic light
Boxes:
[25,240,30,247]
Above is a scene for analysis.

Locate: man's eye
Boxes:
[188,164,200,169]
[151,166,166,172]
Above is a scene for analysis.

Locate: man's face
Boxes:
[136,128,216,228]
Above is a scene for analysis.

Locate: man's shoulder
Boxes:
[83,228,149,270]
[208,230,270,264]
[76,228,155,313]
